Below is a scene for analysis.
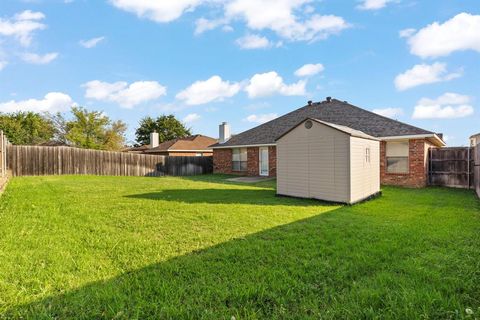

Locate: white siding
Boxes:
[277,121,350,203]
[349,137,380,203]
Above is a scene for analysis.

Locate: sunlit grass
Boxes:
[0,175,479,319]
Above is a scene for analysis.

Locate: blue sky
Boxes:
[0,0,479,145]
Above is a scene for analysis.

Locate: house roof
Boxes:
[212,98,440,148]
[276,118,379,141]
[144,135,217,153]
[470,133,480,139]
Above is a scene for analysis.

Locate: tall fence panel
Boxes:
[428,147,474,189]
[475,144,479,198]
[159,156,213,176]
[0,131,9,178]
[7,145,213,177]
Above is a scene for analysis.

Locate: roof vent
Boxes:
[307,100,313,106]
[326,97,332,103]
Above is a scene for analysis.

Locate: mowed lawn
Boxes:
[0,175,479,319]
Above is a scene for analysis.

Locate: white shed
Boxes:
[276,118,380,204]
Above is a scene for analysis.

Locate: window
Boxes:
[232,148,247,171]
[386,141,409,173]
[365,147,371,163]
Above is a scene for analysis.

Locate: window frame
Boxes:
[386,141,409,174]
[232,148,248,172]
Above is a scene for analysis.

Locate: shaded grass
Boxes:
[0,175,479,319]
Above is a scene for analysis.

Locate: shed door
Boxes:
[307,137,335,199]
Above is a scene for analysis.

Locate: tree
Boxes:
[65,107,127,151]
[0,111,55,145]
[135,115,191,146]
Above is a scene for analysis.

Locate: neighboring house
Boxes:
[470,133,480,147]
[211,98,445,188]
[276,118,380,204]
[143,134,217,157]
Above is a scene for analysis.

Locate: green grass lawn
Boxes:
[0,175,479,319]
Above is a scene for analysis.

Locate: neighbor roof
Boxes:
[212,99,437,148]
[276,118,379,141]
[145,135,217,153]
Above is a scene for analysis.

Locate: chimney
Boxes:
[307,100,313,106]
[150,131,159,148]
[326,96,332,103]
[219,122,231,144]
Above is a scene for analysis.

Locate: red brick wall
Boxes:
[380,139,428,188]
[213,148,233,174]
[247,147,259,176]
[213,146,277,177]
[269,146,277,177]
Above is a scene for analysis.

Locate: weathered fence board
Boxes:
[428,147,474,189]
[475,144,480,198]
[0,131,9,178]
[7,145,212,177]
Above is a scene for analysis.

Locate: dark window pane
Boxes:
[387,157,408,173]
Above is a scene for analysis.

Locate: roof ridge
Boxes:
[331,98,434,135]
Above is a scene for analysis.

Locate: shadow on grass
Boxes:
[124,188,325,207]
[4,210,355,319]
[178,174,276,189]
[6,194,477,319]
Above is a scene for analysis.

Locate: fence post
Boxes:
[467,147,471,189]
[1,130,5,178]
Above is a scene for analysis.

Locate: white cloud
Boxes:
[79,36,105,48]
[110,1,349,43]
[0,92,73,113]
[394,62,462,91]
[176,75,241,105]
[21,52,58,64]
[225,1,350,42]
[357,0,393,10]
[0,10,46,46]
[405,13,480,58]
[372,107,403,118]
[194,18,228,35]
[412,93,474,119]
[83,80,167,108]
[0,60,7,71]
[109,0,205,23]
[183,113,201,123]
[294,63,324,77]
[399,28,415,38]
[236,34,271,49]
[245,71,306,98]
[245,113,278,124]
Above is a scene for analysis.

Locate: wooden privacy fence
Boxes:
[8,145,213,177]
[475,144,480,198]
[0,131,9,178]
[428,147,475,189]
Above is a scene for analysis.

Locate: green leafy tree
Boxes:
[65,107,127,151]
[135,115,191,146]
[0,111,55,145]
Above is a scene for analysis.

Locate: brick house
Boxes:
[211,98,445,187]
[126,134,217,157]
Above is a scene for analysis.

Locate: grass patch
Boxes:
[0,175,479,319]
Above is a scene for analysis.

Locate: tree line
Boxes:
[0,107,191,151]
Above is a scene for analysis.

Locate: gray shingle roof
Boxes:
[213,99,434,148]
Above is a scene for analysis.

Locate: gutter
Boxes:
[212,134,446,149]
[378,134,446,147]
[211,143,277,149]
